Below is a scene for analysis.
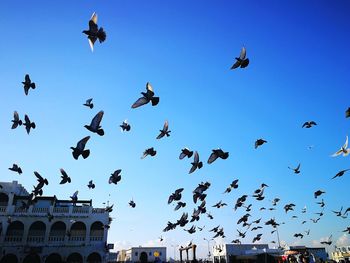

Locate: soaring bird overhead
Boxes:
[70,191,78,204]
[332,136,350,157]
[83,98,94,109]
[157,120,171,139]
[11,111,22,129]
[179,148,193,160]
[231,47,249,69]
[302,121,317,128]
[34,171,49,187]
[207,149,229,164]
[59,168,71,184]
[332,169,349,179]
[320,235,332,245]
[141,147,157,159]
[23,114,36,134]
[189,151,203,174]
[129,199,136,208]
[109,170,122,185]
[288,164,301,174]
[82,12,106,51]
[120,120,131,132]
[71,136,90,160]
[84,110,104,136]
[174,201,186,211]
[87,180,95,189]
[131,82,159,109]
[168,188,184,204]
[314,190,325,199]
[255,139,267,149]
[22,74,36,95]
[9,164,22,175]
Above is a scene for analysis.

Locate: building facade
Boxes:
[331,246,350,262]
[285,246,328,261]
[118,247,166,263]
[0,181,111,263]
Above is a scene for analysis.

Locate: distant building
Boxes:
[118,247,166,263]
[0,181,112,263]
[331,246,350,262]
[285,246,328,261]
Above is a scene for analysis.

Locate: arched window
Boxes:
[0,193,9,206]
[27,221,46,243]
[90,221,104,241]
[69,221,86,241]
[23,254,41,263]
[45,253,62,263]
[66,253,83,263]
[5,221,24,242]
[87,252,102,263]
[49,221,66,242]
[0,254,18,263]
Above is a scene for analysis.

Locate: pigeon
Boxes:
[176,213,189,227]
[317,199,325,208]
[87,180,95,189]
[189,151,203,174]
[255,139,267,149]
[120,120,131,132]
[156,120,171,139]
[332,136,350,157]
[230,179,239,189]
[271,198,280,206]
[320,235,332,245]
[210,225,220,232]
[141,147,157,159]
[198,226,205,231]
[59,168,71,184]
[70,191,78,204]
[314,190,325,199]
[212,200,227,208]
[83,98,94,109]
[71,136,91,160]
[284,203,296,213]
[310,218,320,224]
[23,114,36,134]
[346,108,350,118]
[159,236,163,242]
[105,205,113,212]
[190,208,201,222]
[342,227,350,234]
[82,12,106,51]
[288,164,301,174]
[302,121,317,128]
[109,170,122,185]
[332,207,343,217]
[131,82,159,109]
[243,204,252,212]
[174,201,186,211]
[168,188,184,204]
[252,234,263,243]
[163,221,177,232]
[11,111,22,129]
[231,47,249,69]
[301,206,307,213]
[294,233,304,238]
[251,226,262,231]
[129,200,136,208]
[184,225,196,234]
[223,187,232,194]
[207,213,214,220]
[84,110,104,136]
[34,171,49,188]
[179,148,193,160]
[207,148,229,164]
[332,169,349,179]
[22,74,36,95]
[9,164,22,175]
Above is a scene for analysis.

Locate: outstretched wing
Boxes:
[25,74,31,83]
[131,97,149,109]
[207,151,218,164]
[146,82,153,93]
[343,135,348,149]
[34,171,43,181]
[25,114,30,124]
[60,168,68,178]
[77,136,90,150]
[194,151,199,163]
[163,120,169,132]
[14,111,20,121]
[239,46,246,60]
[90,110,104,129]
[90,12,98,25]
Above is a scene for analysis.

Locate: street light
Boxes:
[204,238,214,262]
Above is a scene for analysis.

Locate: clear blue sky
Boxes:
[1,0,349,258]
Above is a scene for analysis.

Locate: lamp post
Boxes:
[171,244,179,261]
[204,238,214,262]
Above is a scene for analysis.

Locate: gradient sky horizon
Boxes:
[1,0,350,258]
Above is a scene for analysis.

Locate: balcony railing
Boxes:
[69,236,86,241]
[90,236,103,241]
[48,236,65,242]
[4,236,23,242]
[92,208,105,213]
[27,236,44,243]
[53,207,69,213]
[32,207,49,213]
[73,207,89,214]
[0,206,7,213]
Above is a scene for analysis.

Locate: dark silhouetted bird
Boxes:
[252,234,262,243]
[23,114,36,134]
[207,213,214,220]
[83,98,94,109]
[82,12,106,51]
[314,190,325,199]
[232,239,241,244]
[168,188,184,204]
[129,200,136,208]
[271,198,280,206]
[255,139,267,149]
[294,233,304,238]
[87,180,95,189]
[9,164,22,175]
[157,120,171,139]
[189,151,203,174]
[163,221,177,232]
[109,170,122,185]
[179,148,193,159]
[332,169,349,179]
[11,111,22,129]
[230,179,239,189]
[346,108,350,118]
[284,203,296,213]
[302,121,317,128]
[131,82,159,109]
[212,200,227,208]
[59,169,71,184]
[176,213,189,227]
[174,201,186,211]
[310,218,320,224]
[231,47,249,69]
[320,235,332,245]
[237,229,246,238]
[34,171,48,188]
[343,227,350,234]
[207,149,229,164]
[141,147,157,159]
[120,120,131,132]
[22,74,36,95]
[198,226,205,231]
[70,191,78,204]
[332,207,343,217]
[71,136,91,160]
[316,199,325,208]
[85,110,104,136]
[184,225,196,234]
[159,236,163,242]
[251,226,262,231]
[288,164,301,174]
[105,205,113,212]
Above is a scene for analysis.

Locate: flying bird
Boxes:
[207,149,229,164]
[168,188,184,204]
[129,200,136,208]
[314,190,325,199]
[212,200,227,208]
[23,114,36,134]
[294,233,304,239]
[320,235,332,245]
[83,98,94,109]
[9,164,22,175]
[179,148,193,160]
[332,136,350,157]
[71,136,90,160]
[84,110,104,136]
[82,12,106,51]
[109,170,122,185]
[22,74,36,95]
[255,139,267,149]
[189,151,203,174]
[302,121,317,128]
[332,169,349,179]
[131,82,159,109]
[70,191,78,204]
[156,120,171,139]
[230,179,239,189]
[288,164,301,174]
[252,234,263,243]
[184,225,196,234]
[141,147,157,159]
[87,180,95,189]
[231,47,249,69]
[34,171,49,187]
[59,169,71,184]
[346,108,350,118]
[120,120,131,132]
[174,202,186,211]
[11,111,22,129]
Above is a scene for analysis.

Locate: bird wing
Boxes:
[194,151,199,163]
[90,110,104,129]
[239,47,247,60]
[296,163,301,170]
[24,114,30,123]
[230,60,240,70]
[131,97,149,109]
[77,136,90,150]
[332,149,343,157]
[72,191,78,198]
[344,135,349,149]
[14,111,20,121]
[86,98,93,104]
[90,12,98,24]
[88,37,95,52]
[34,171,43,181]
[25,74,31,82]
[163,120,169,132]
[146,82,153,93]
[179,152,187,160]
[207,152,218,164]
[60,168,68,178]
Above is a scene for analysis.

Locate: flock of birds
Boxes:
[3,11,350,252]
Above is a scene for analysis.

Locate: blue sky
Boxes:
[1,0,350,258]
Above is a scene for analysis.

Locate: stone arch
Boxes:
[69,221,86,241]
[45,253,63,263]
[66,253,83,263]
[27,220,46,242]
[49,221,66,242]
[23,253,41,263]
[87,252,102,263]
[90,221,104,241]
[5,220,24,242]
[0,193,9,206]
[140,251,148,263]
[0,254,18,263]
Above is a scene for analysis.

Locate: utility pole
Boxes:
[204,238,214,262]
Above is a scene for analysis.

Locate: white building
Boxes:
[0,181,111,263]
[118,247,166,263]
[332,246,350,262]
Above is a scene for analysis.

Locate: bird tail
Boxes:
[198,162,203,169]
[82,150,90,159]
[72,149,79,160]
[31,122,36,129]
[97,28,106,43]
[31,83,36,89]
[97,129,104,136]
[126,126,131,131]
[151,97,160,106]
[90,104,94,109]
